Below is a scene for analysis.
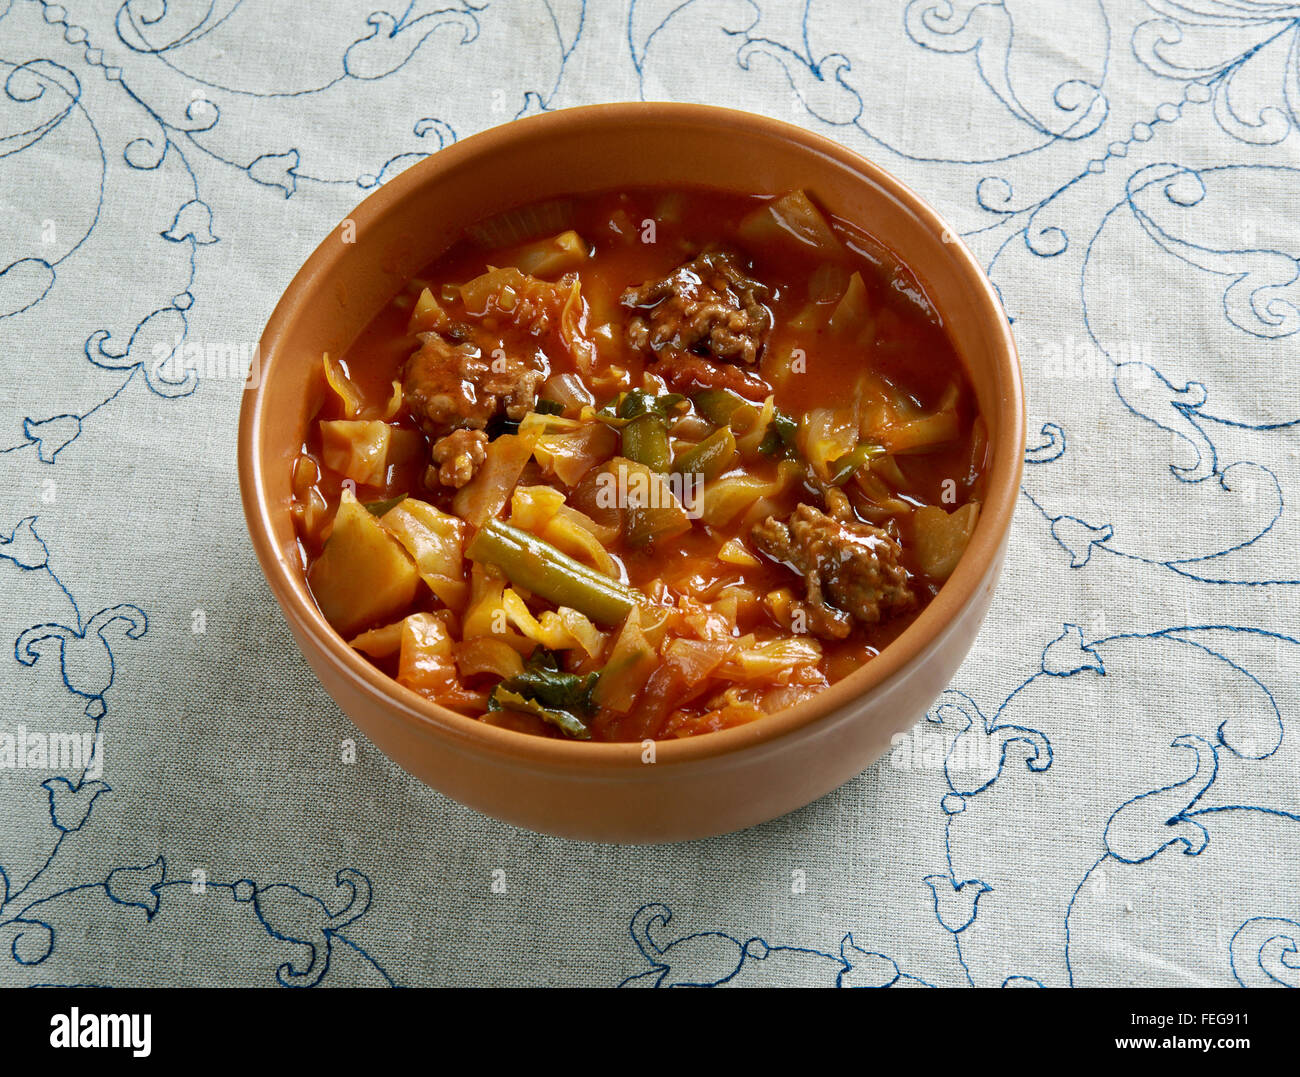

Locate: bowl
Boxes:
[238,103,1024,843]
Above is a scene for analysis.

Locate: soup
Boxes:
[290,187,988,741]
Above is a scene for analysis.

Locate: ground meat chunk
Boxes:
[621,249,772,366]
[401,328,545,442]
[428,428,488,488]
[751,503,914,641]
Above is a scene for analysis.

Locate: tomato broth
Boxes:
[292,187,987,742]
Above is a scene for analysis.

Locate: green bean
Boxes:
[615,459,693,548]
[691,388,747,426]
[622,413,673,472]
[672,426,737,480]
[465,520,637,626]
[625,499,691,548]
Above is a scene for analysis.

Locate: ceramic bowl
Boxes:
[238,103,1024,843]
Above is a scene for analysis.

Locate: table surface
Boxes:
[1,0,1297,988]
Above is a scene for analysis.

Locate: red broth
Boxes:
[292,187,988,741]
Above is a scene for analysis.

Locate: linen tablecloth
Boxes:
[1,0,1297,988]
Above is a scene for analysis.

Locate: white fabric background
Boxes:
[0,0,1297,987]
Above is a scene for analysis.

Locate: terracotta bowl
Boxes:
[239,103,1024,843]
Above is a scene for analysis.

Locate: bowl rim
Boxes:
[239,101,1025,771]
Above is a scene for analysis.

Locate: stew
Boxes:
[290,187,988,741]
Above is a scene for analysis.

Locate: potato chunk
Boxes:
[308,489,419,635]
[509,230,588,277]
[737,190,841,257]
[319,419,422,486]
[912,502,981,582]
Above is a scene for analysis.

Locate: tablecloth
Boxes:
[1,0,1297,988]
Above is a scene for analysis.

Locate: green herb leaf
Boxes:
[502,649,600,713]
[488,686,592,740]
[757,408,798,455]
[618,388,687,421]
[363,494,408,517]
